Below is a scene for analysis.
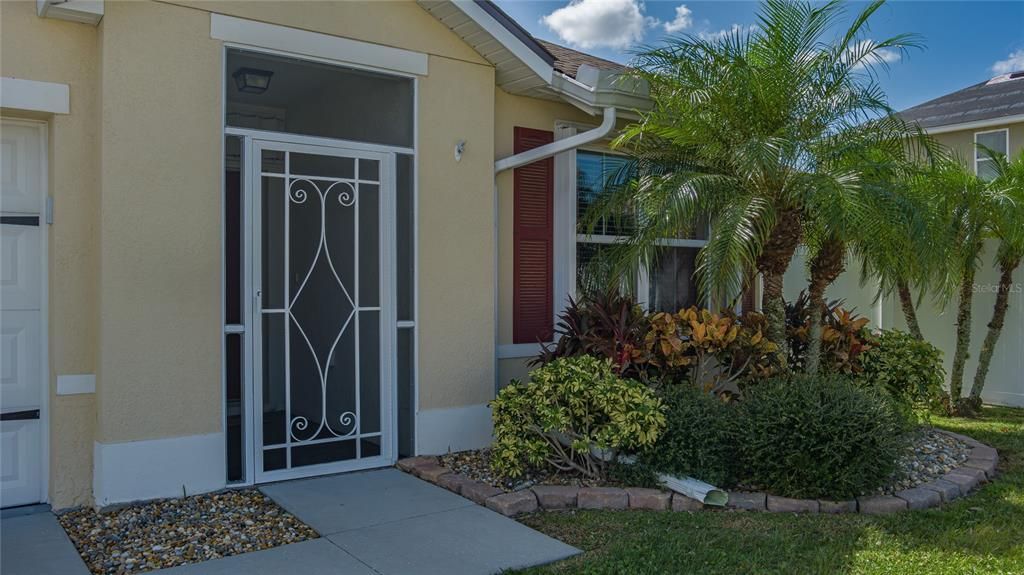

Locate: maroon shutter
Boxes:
[513,127,554,344]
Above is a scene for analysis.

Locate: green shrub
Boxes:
[737,374,905,499]
[489,356,666,479]
[859,330,945,417]
[639,385,738,486]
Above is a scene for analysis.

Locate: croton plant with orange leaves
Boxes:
[633,307,780,395]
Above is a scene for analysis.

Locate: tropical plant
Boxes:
[967,149,1024,408]
[859,329,945,417]
[587,0,920,360]
[854,161,951,341]
[737,374,906,499]
[922,156,1015,412]
[639,385,738,486]
[785,291,872,374]
[800,129,937,372]
[533,290,648,379]
[489,356,665,480]
[633,307,779,392]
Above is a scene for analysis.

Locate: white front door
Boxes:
[250,139,395,482]
[1,120,46,507]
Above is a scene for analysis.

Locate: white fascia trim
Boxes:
[210,14,428,77]
[451,0,552,83]
[0,77,69,115]
[93,433,225,507]
[56,374,95,395]
[922,114,1024,135]
[416,404,493,454]
[37,0,103,25]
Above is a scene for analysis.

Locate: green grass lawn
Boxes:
[515,406,1024,575]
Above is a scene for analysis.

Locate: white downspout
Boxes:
[494,107,617,174]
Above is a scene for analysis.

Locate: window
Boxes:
[574,150,707,312]
[975,129,1008,182]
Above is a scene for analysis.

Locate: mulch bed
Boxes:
[58,489,317,575]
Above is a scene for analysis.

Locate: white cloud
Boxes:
[541,0,658,50]
[846,39,901,70]
[698,23,758,42]
[992,49,1024,75]
[663,5,693,33]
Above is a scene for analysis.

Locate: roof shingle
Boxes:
[900,74,1024,129]
[535,39,628,80]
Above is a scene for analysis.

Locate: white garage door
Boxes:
[1,120,46,508]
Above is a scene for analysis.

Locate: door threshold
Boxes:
[1,503,51,518]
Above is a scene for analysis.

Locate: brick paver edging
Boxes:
[396,429,998,517]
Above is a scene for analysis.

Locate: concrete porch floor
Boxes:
[0,468,578,575]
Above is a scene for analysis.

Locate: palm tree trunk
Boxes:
[948,266,976,409]
[968,257,1020,405]
[805,237,847,374]
[897,281,924,340]
[757,208,803,363]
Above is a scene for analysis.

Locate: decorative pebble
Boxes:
[875,429,971,495]
[57,489,318,575]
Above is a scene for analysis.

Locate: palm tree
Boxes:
[967,150,1024,409]
[849,141,949,343]
[922,156,1014,412]
[800,119,932,373]
[595,0,920,356]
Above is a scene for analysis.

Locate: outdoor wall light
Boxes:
[455,140,466,162]
[233,68,274,94]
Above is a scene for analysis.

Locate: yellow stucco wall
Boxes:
[96,0,223,443]
[3,0,501,506]
[94,0,499,434]
[1,0,100,509]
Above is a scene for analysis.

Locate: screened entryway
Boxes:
[223,48,417,484]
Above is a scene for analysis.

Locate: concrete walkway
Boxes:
[1,508,91,575]
[2,468,578,575]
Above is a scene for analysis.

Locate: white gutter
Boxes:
[920,113,1024,135]
[494,107,617,173]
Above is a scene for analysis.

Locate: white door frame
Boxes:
[245,135,397,484]
[0,117,49,506]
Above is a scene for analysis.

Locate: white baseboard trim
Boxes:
[982,389,1024,408]
[56,374,95,395]
[93,433,225,507]
[416,404,492,455]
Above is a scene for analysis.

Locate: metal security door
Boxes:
[251,140,394,482]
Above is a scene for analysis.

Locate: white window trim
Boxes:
[973,128,1009,177]
[554,124,710,315]
[0,77,69,115]
[210,13,428,77]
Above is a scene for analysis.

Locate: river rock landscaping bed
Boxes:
[403,429,998,517]
[58,489,318,575]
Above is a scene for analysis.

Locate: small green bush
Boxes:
[489,356,665,479]
[639,386,738,486]
[859,330,945,417]
[737,374,905,499]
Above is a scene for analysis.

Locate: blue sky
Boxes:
[494,0,1024,111]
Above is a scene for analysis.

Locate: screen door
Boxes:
[251,140,394,481]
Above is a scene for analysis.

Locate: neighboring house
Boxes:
[0,0,668,511]
[784,71,1024,409]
